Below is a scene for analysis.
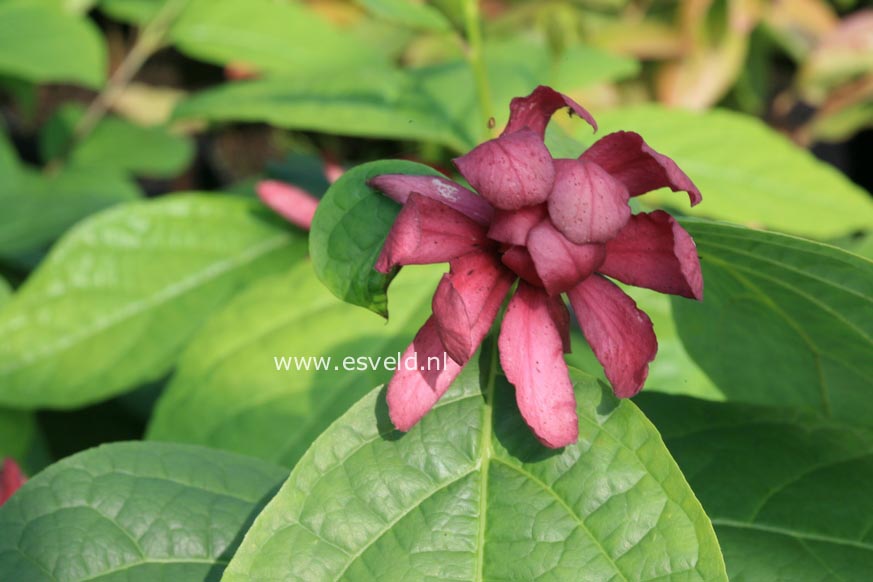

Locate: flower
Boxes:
[0,458,26,506]
[370,86,702,448]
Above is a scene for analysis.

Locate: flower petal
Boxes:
[0,458,26,506]
[503,85,597,137]
[256,180,319,231]
[453,130,555,210]
[499,282,578,448]
[369,174,494,225]
[547,158,631,244]
[547,296,572,353]
[527,219,606,295]
[500,246,544,287]
[580,131,701,206]
[487,204,547,246]
[432,252,515,364]
[600,211,703,300]
[375,193,489,273]
[568,275,657,398]
[387,317,464,432]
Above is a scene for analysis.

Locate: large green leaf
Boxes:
[0,1,105,88]
[174,68,473,152]
[572,106,873,238]
[673,219,873,426]
[310,159,445,317]
[147,261,442,467]
[638,393,873,581]
[223,355,727,581]
[0,164,141,257]
[41,105,194,178]
[357,0,452,31]
[0,195,305,409]
[170,0,385,75]
[0,441,286,581]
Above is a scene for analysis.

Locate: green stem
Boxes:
[463,0,493,140]
[73,0,187,143]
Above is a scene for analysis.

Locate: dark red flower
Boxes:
[371,86,702,448]
[0,458,26,506]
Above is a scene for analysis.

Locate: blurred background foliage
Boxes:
[0,0,871,478]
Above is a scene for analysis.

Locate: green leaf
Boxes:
[673,219,873,426]
[147,261,442,467]
[42,105,194,178]
[0,194,306,409]
[357,0,452,31]
[575,106,873,238]
[169,0,385,75]
[223,358,727,581]
[310,159,445,317]
[638,393,873,580]
[0,441,286,581]
[0,408,36,462]
[552,44,641,90]
[0,1,105,88]
[98,0,160,23]
[173,68,473,152]
[0,165,141,257]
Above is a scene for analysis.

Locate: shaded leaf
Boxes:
[673,219,873,427]
[639,392,873,581]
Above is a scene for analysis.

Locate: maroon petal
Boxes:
[375,193,489,273]
[547,296,572,354]
[432,252,515,364]
[369,173,494,225]
[387,318,465,431]
[500,246,544,287]
[256,180,319,231]
[453,130,555,211]
[580,131,701,206]
[568,275,657,398]
[547,158,631,245]
[499,283,579,448]
[503,85,597,137]
[600,211,703,300]
[487,204,547,246]
[0,458,26,506]
[527,219,606,295]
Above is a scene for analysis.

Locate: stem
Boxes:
[73,0,187,142]
[463,0,493,140]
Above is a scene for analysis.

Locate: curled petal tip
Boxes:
[504,85,597,137]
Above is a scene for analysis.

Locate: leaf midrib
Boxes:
[0,233,291,377]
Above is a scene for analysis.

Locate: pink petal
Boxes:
[432,252,515,364]
[500,246,544,288]
[375,194,489,273]
[580,131,702,206]
[546,296,572,354]
[547,158,631,244]
[503,85,597,137]
[453,130,555,211]
[568,275,658,398]
[387,317,465,431]
[0,458,26,506]
[527,219,606,296]
[256,180,319,231]
[368,174,494,225]
[499,283,579,448]
[487,204,547,246]
[600,211,703,300]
